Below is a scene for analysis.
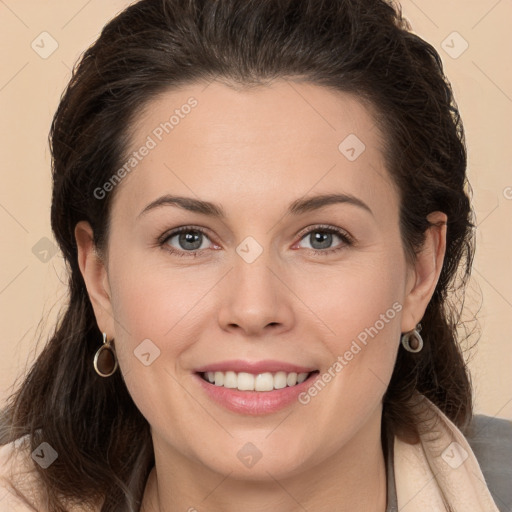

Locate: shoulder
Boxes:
[0,437,103,512]
[0,436,41,511]
[463,414,512,512]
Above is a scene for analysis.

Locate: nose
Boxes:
[217,246,295,337]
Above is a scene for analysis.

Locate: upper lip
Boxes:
[194,359,317,374]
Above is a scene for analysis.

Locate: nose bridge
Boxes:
[218,234,292,333]
[233,235,280,304]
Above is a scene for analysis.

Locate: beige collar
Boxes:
[394,395,499,511]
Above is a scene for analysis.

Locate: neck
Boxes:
[141,409,388,512]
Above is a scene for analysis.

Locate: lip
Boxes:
[194,359,317,374]
[193,370,320,416]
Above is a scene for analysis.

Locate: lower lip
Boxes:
[193,372,320,415]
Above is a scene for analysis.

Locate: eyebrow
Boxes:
[137,192,374,220]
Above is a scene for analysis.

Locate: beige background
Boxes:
[0,1,511,420]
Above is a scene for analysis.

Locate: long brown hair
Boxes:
[1,0,475,510]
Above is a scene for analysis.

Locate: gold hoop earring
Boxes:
[93,332,118,377]
[401,323,423,353]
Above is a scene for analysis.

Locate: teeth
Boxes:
[287,372,297,386]
[238,372,255,390]
[297,372,309,384]
[255,372,273,391]
[203,370,312,391]
[223,371,237,388]
[214,371,224,386]
[274,371,288,389]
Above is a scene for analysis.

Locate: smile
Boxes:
[193,368,321,415]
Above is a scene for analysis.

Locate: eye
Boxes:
[159,226,215,257]
[158,224,354,258]
[295,225,354,255]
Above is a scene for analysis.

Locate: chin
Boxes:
[199,446,312,482]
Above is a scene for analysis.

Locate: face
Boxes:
[77,79,445,481]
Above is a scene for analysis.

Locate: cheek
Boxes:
[105,258,198,428]
[106,249,231,402]
[291,251,404,398]
[108,242,210,333]
[293,264,402,445]
[295,252,404,335]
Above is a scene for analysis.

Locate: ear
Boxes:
[400,211,447,333]
[74,220,115,337]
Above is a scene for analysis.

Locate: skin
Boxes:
[75,79,447,512]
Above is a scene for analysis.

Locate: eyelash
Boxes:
[157,224,354,258]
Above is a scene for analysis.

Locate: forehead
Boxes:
[110,79,398,223]
[133,79,378,150]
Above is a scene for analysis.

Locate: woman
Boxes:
[0,0,510,510]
